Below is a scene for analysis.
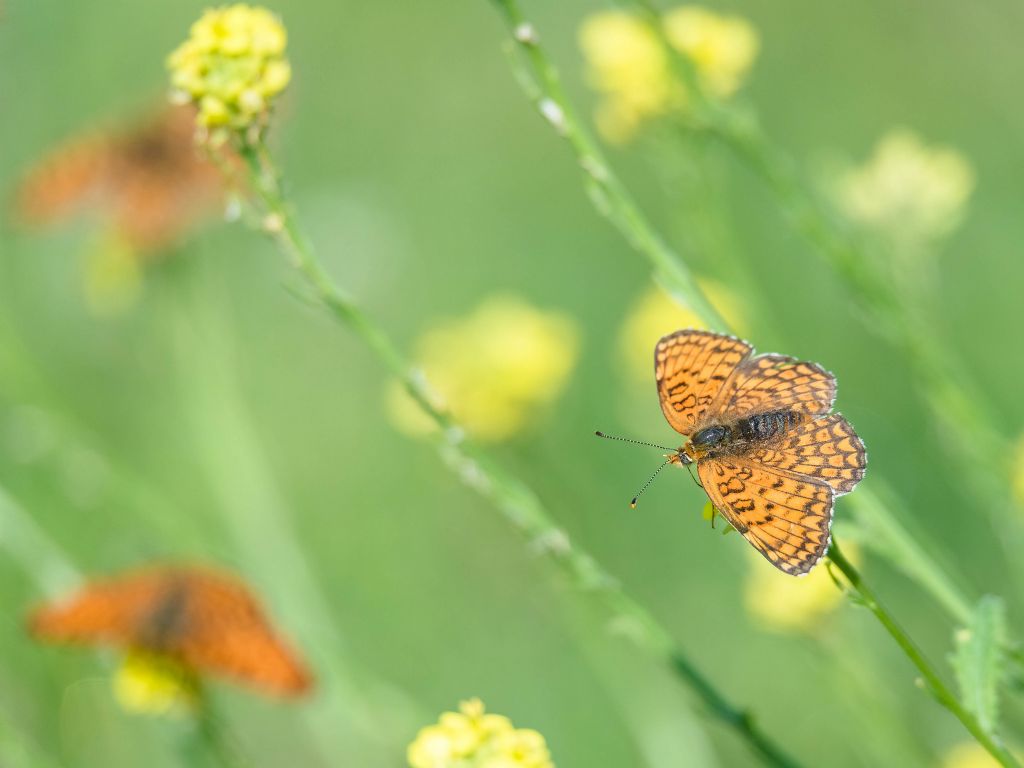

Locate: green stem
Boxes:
[828,543,1019,767]
[194,690,247,768]
[491,1,726,330]
[485,0,1020,758]
[230,138,801,768]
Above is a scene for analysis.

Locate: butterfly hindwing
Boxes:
[747,413,867,496]
[697,458,833,576]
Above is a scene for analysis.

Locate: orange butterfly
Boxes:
[14,104,227,255]
[601,329,866,575]
[28,565,312,696]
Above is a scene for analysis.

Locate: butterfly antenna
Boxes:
[595,431,676,452]
[630,458,672,509]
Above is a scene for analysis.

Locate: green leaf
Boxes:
[951,595,1007,736]
[701,500,716,522]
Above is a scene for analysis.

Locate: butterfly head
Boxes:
[668,448,693,466]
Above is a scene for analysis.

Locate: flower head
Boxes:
[387,296,579,442]
[745,543,859,633]
[833,129,975,249]
[113,650,200,716]
[618,282,747,382]
[167,4,291,138]
[580,6,758,142]
[407,698,554,768]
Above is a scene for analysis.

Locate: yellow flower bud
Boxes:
[387,296,579,442]
[113,650,200,717]
[167,4,291,137]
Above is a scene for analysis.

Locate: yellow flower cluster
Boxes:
[580,7,758,142]
[407,698,554,768]
[745,543,859,633]
[618,282,747,382]
[834,129,975,247]
[167,4,291,135]
[113,650,200,716]
[388,296,579,442]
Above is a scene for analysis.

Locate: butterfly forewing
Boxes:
[29,572,165,645]
[708,354,836,422]
[172,573,312,695]
[697,458,833,575]
[655,330,752,435]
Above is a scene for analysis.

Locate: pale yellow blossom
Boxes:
[167,4,291,137]
[834,129,974,247]
[664,7,759,97]
[83,232,143,316]
[745,543,860,633]
[941,742,1004,768]
[113,650,199,716]
[387,296,579,442]
[408,698,554,768]
[618,281,747,382]
[580,7,758,142]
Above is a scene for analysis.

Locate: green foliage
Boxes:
[952,596,1008,738]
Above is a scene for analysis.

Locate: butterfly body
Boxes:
[680,410,806,464]
[654,329,867,575]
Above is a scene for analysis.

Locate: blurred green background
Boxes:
[2,1,1024,766]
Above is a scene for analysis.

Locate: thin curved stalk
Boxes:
[231,139,801,768]
[829,543,1018,767]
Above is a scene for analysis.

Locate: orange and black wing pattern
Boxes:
[655,330,752,435]
[28,565,312,697]
[697,458,833,575]
[708,353,836,422]
[747,413,866,496]
[653,329,866,575]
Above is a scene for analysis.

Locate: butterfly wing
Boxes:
[706,352,836,423]
[705,352,837,424]
[173,572,312,696]
[747,413,867,496]
[697,458,833,575]
[27,569,167,646]
[655,330,753,435]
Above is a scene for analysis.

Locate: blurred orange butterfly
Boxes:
[600,329,866,575]
[14,104,226,255]
[28,566,312,696]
